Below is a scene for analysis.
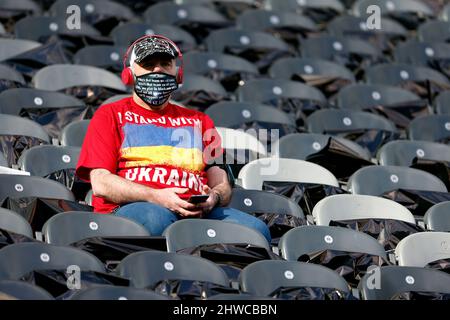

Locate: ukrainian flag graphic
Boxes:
[120,123,205,172]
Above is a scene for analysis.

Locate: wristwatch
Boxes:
[212,190,223,207]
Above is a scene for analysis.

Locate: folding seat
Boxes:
[204,28,292,74]
[279,225,388,286]
[73,45,126,73]
[0,64,25,93]
[100,94,131,106]
[0,38,41,62]
[358,266,450,300]
[269,57,355,97]
[238,158,343,216]
[0,22,4,35]
[0,114,50,167]
[236,78,326,129]
[0,174,79,232]
[32,64,127,107]
[48,0,135,35]
[408,115,450,143]
[238,158,338,190]
[214,127,267,177]
[239,260,351,299]
[0,280,54,300]
[335,84,426,130]
[365,63,450,99]
[395,232,450,269]
[70,285,174,300]
[0,242,105,280]
[205,101,296,139]
[184,52,259,92]
[435,91,450,115]
[0,207,33,238]
[306,109,398,156]
[17,145,86,199]
[377,140,450,189]
[0,0,42,29]
[228,189,305,243]
[177,0,261,20]
[424,201,450,231]
[115,251,232,298]
[236,9,317,46]
[299,35,383,76]
[348,165,447,196]
[393,41,450,71]
[110,23,197,52]
[348,166,449,218]
[313,194,415,226]
[0,88,87,139]
[271,133,372,182]
[377,140,450,165]
[417,20,450,43]
[164,219,269,250]
[326,15,407,52]
[312,194,421,251]
[14,16,101,43]
[171,73,228,111]
[143,2,231,43]
[352,0,434,29]
[264,0,345,24]
[60,120,90,147]
[42,211,150,246]
[272,133,371,160]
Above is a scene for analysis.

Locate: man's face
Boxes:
[133,53,177,77]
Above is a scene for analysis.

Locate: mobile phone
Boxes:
[187,195,209,204]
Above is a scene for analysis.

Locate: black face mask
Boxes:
[134,72,179,106]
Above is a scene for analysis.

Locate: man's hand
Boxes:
[195,185,219,216]
[152,187,203,217]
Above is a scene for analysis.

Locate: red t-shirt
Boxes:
[76,97,223,213]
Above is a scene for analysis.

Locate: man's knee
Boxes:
[210,207,271,243]
[116,201,177,235]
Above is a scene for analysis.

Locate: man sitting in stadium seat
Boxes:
[75,35,270,242]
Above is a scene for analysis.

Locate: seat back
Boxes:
[42,211,150,246]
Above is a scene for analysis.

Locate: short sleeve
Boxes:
[76,106,121,182]
[201,114,224,166]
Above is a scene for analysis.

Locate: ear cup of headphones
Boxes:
[121,67,134,86]
[176,65,183,84]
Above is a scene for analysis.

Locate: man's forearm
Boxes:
[91,169,157,205]
[206,166,232,206]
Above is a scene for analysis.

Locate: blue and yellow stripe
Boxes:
[120,123,205,171]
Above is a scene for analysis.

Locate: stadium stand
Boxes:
[0,0,450,301]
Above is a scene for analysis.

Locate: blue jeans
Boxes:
[115,201,271,243]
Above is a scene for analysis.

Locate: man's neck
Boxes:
[132,92,169,112]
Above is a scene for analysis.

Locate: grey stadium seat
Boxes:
[17,145,81,178]
[0,280,54,300]
[32,64,127,92]
[60,120,90,147]
[239,260,350,296]
[347,166,448,196]
[408,115,450,143]
[115,251,230,289]
[0,242,104,280]
[0,207,33,238]
[42,211,150,246]
[358,266,450,300]
[163,219,270,252]
[69,285,175,300]
[424,202,450,231]
[279,225,387,261]
[377,140,450,166]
